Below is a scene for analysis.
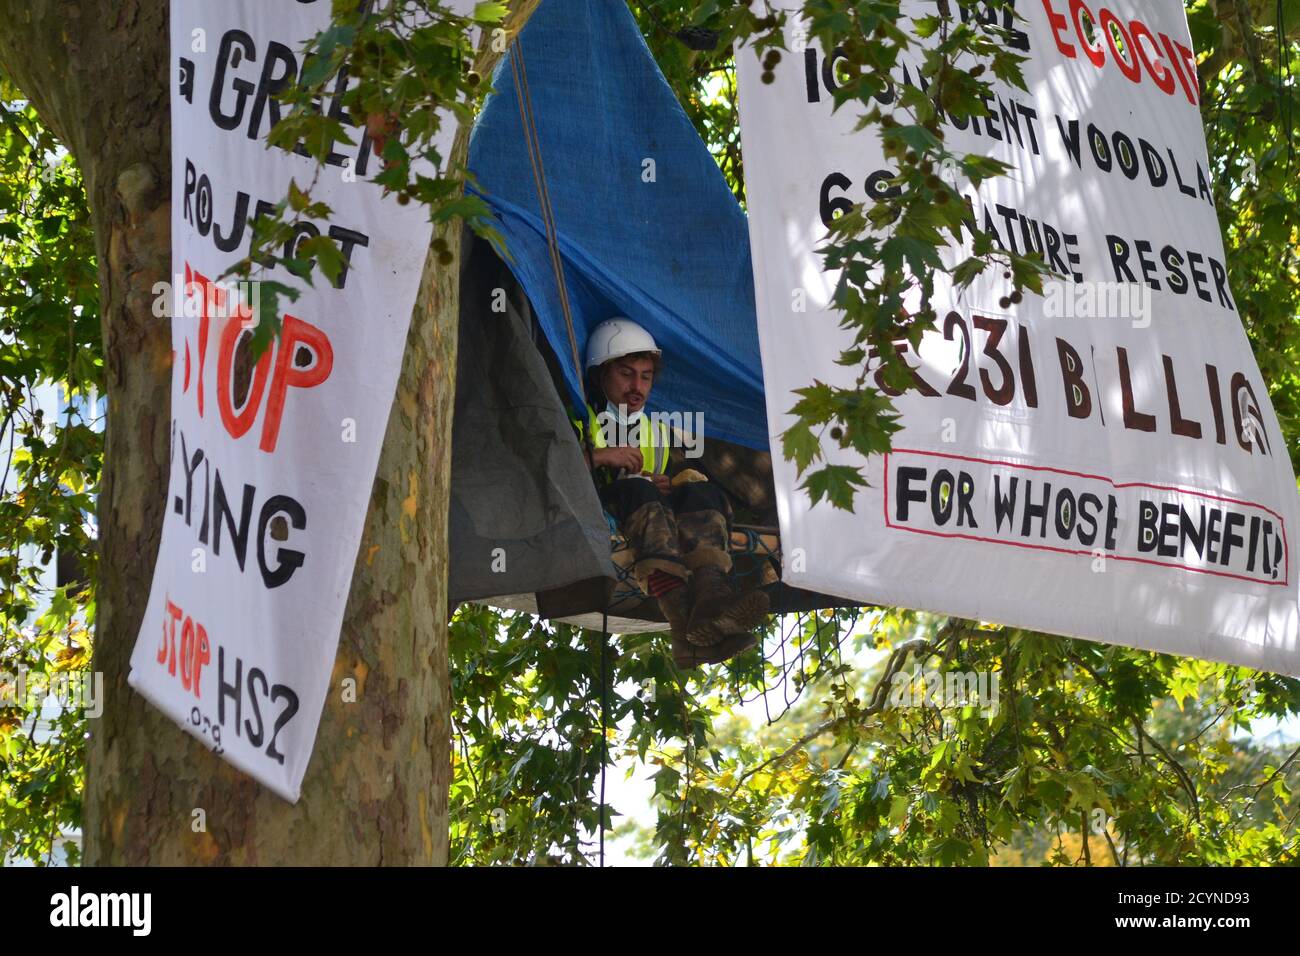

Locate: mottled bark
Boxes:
[0,0,536,864]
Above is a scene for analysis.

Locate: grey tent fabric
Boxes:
[448,229,615,609]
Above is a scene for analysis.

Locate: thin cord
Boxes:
[511,40,610,868]
[599,608,609,867]
[509,39,594,463]
[508,42,585,399]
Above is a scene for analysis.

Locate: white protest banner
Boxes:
[128,0,471,801]
[738,1,1300,675]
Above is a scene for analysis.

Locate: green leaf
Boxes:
[781,420,822,476]
[473,1,508,22]
[287,180,310,213]
[801,465,869,511]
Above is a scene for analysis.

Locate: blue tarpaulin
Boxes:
[467,0,769,451]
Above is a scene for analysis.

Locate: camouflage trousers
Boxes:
[598,477,732,591]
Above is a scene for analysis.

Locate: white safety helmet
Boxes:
[585,317,661,372]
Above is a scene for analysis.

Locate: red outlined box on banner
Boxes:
[883,448,1290,587]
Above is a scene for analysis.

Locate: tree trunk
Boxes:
[0,0,535,864]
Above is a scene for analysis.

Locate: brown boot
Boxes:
[686,568,770,646]
[712,586,770,637]
[673,630,758,668]
[656,583,691,640]
[684,566,733,646]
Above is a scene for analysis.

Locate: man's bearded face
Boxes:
[599,354,656,414]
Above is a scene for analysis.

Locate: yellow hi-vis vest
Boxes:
[574,404,671,476]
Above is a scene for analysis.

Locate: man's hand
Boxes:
[591,446,643,473]
[648,473,671,494]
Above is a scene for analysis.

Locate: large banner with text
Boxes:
[129,1,462,800]
[738,0,1300,675]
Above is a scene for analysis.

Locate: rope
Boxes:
[511,39,607,862]
[599,607,609,867]
[508,40,588,431]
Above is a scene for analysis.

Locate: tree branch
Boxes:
[724,619,967,804]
